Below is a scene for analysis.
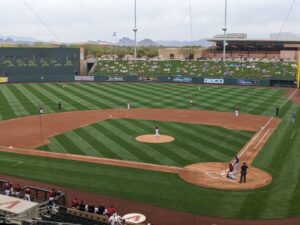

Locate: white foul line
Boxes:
[254,129,271,149]
[238,117,274,159]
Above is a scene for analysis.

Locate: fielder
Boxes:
[155,125,160,137]
[127,101,131,110]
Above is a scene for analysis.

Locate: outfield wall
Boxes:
[0,74,296,87]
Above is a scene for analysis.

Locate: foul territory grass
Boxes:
[37,119,253,167]
[0,83,287,120]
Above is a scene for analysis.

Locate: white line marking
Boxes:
[238,117,274,159]
[287,89,298,101]
[291,130,296,139]
[254,129,271,149]
[10,161,23,167]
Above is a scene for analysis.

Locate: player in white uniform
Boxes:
[155,125,160,137]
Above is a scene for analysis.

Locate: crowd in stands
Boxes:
[93,59,297,78]
[71,197,125,225]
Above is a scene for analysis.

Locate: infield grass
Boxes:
[37,119,253,167]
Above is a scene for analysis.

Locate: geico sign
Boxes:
[204,78,224,84]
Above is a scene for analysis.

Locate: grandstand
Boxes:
[206,33,300,60]
[92,60,296,79]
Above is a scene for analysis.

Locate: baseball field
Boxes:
[0,82,299,221]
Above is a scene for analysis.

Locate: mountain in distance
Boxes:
[156,39,212,47]
[118,37,211,47]
[0,35,39,42]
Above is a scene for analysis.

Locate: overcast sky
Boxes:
[0,0,299,42]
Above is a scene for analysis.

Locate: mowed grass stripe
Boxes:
[90,123,141,161]
[55,83,111,108]
[111,119,177,165]
[24,84,61,112]
[42,84,95,110]
[99,120,168,164]
[161,122,234,161]
[75,84,126,108]
[0,85,29,117]
[63,132,103,157]
[118,83,191,108]
[7,84,38,115]
[94,83,154,108]
[52,134,86,155]
[0,87,16,120]
[40,138,69,154]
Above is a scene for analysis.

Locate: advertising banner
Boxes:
[75,76,94,81]
[138,76,157,81]
[0,77,8,83]
[107,76,126,81]
[173,75,192,83]
[237,79,260,86]
[204,78,224,84]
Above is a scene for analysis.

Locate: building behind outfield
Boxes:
[158,33,300,61]
[205,33,300,60]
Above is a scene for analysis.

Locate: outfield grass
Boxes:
[0,83,299,219]
[0,83,287,120]
[37,119,253,167]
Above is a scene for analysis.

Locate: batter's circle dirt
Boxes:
[179,162,272,190]
[135,134,175,143]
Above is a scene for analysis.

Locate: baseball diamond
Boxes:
[0,82,300,225]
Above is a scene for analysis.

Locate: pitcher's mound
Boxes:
[136,135,175,144]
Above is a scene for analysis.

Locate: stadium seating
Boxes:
[92,60,296,78]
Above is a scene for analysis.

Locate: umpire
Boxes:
[239,162,248,183]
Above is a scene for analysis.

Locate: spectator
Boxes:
[71,197,79,208]
[14,183,21,197]
[78,200,85,211]
[97,205,107,215]
[49,188,56,207]
[24,187,31,201]
[49,188,56,201]
[4,182,10,196]
[87,203,95,213]
[107,205,116,217]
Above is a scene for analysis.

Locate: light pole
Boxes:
[133,0,138,60]
[222,0,228,62]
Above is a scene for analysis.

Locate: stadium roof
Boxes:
[207,38,300,44]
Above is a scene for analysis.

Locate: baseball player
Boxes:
[235,107,240,117]
[155,125,160,137]
[233,155,240,173]
[291,111,296,123]
[127,101,131,110]
[58,101,62,111]
[227,163,234,179]
[39,106,44,114]
[189,97,193,106]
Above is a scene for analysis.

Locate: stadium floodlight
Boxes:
[133,0,138,60]
[222,0,228,62]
